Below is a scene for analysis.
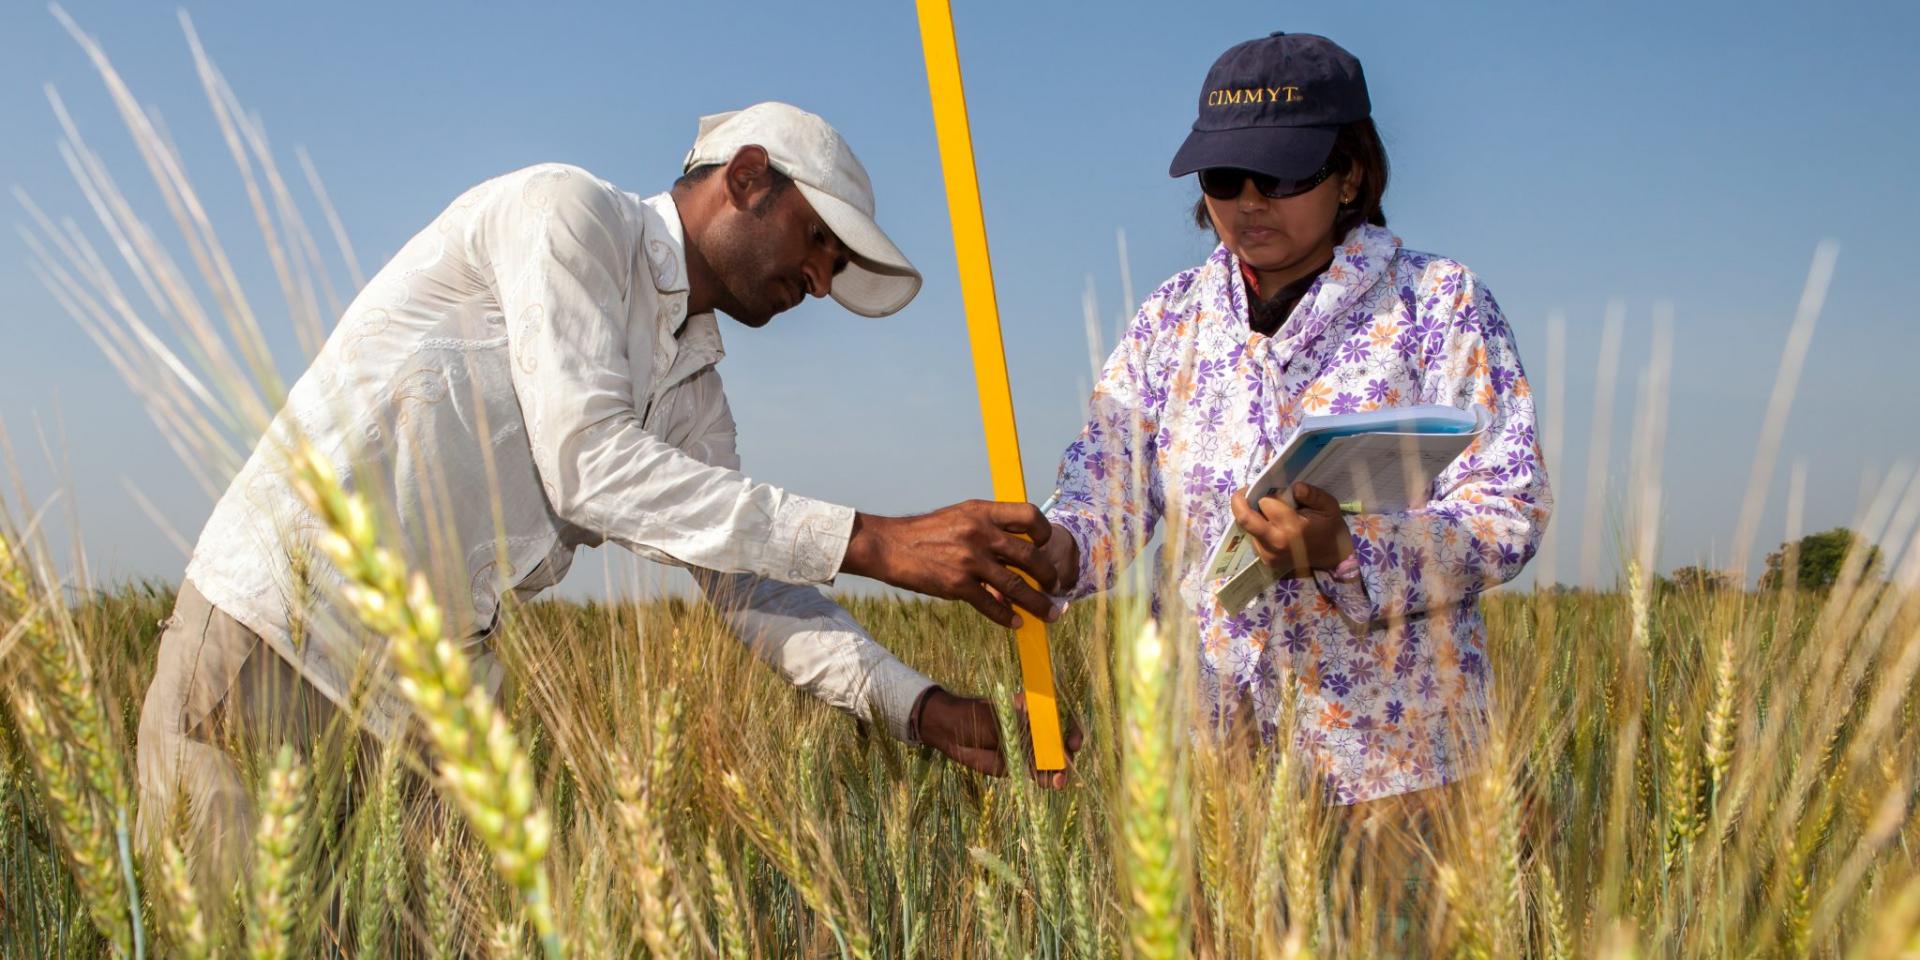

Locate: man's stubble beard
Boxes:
[700,218,779,328]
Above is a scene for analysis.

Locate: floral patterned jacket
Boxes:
[1047,223,1552,803]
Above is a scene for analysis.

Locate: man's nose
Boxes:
[803,256,834,298]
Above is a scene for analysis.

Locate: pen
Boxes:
[1039,488,1062,514]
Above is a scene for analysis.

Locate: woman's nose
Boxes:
[1237,180,1269,211]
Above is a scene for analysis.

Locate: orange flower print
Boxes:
[1173,371,1197,402]
[1301,382,1333,412]
[1319,702,1355,730]
[1388,745,1415,772]
[1369,321,1396,349]
[1203,622,1229,656]
[1467,345,1489,380]
[1468,516,1497,542]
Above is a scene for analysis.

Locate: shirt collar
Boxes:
[635,190,725,370]
[1216,222,1401,334]
[637,191,691,295]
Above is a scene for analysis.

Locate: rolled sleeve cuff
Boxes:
[870,662,938,744]
[768,495,856,584]
[1045,509,1106,603]
[1313,516,1379,625]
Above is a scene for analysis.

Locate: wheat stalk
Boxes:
[425,832,460,960]
[1119,614,1186,960]
[7,688,133,954]
[153,833,210,960]
[720,770,872,960]
[285,442,561,957]
[245,744,305,960]
[613,751,687,958]
[705,834,753,960]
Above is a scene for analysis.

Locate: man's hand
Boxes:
[842,500,1061,628]
[914,687,1084,789]
[1229,481,1355,577]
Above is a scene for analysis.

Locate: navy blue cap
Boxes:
[1169,32,1371,181]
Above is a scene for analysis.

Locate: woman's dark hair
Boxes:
[1191,117,1390,242]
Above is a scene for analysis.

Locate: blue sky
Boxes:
[2,0,1915,595]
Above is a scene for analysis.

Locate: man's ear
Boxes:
[723,145,773,210]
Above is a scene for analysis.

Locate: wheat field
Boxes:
[4,8,1920,960]
[3,527,1919,958]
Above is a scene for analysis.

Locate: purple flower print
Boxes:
[1393,646,1421,678]
[1224,610,1254,640]
[1085,451,1110,481]
[1349,657,1380,686]
[1280,623,1311,655]
[1184,463,1216,497]
[1238,656,1279,692]
[1273,578,1303,605]
[1489,365,1516,395]
[1322,670,1355,697]
[1350,535,1379,568]
[1505,445,1536,477]
[1459,649,1484,678]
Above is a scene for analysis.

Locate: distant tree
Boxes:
[1760,528,1882,592]
[1668,565,1734,593]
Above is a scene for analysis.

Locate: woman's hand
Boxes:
[1229,481,1355,577]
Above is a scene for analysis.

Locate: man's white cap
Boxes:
[683,102,922,318]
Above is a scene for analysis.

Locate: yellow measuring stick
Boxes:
[914,0,1066,772]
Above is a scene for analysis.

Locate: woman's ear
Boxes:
[1339,160,1366,204]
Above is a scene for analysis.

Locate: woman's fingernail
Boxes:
[1011,616,1024,630]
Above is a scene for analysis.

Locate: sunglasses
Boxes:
[1197,160,1339,201]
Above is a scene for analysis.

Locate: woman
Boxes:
[1039,31,1551,806]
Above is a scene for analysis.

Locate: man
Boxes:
[136,102,1071,889]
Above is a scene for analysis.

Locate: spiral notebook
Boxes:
[1205,404,1488,612]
